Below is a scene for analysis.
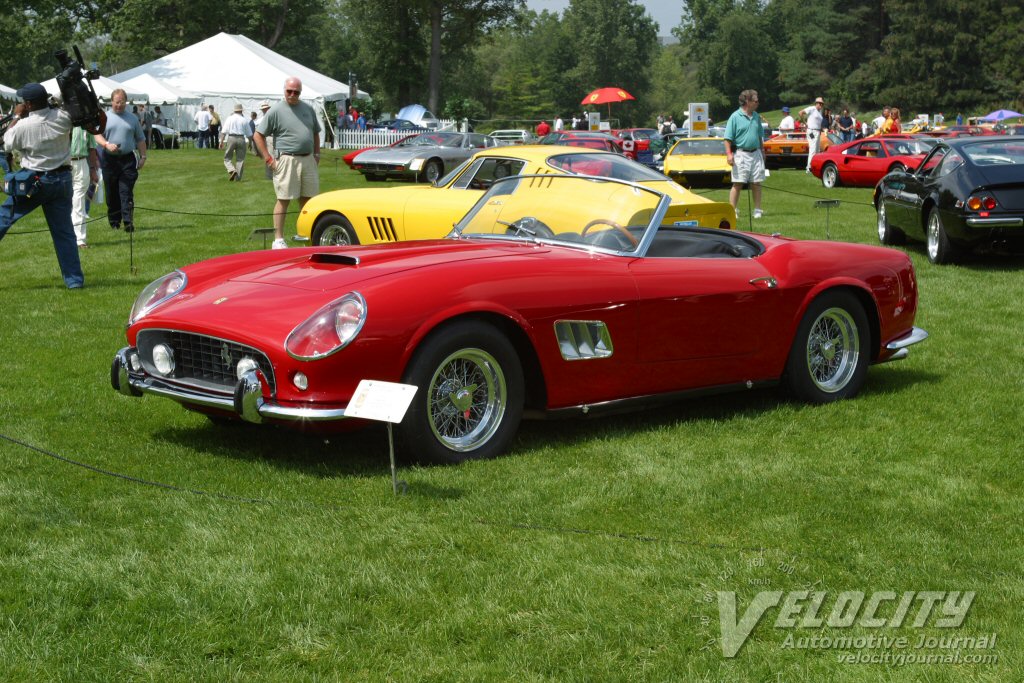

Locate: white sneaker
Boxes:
[272,238,288,250]
[753,209,764,219]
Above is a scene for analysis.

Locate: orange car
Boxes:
[763,131,840,168]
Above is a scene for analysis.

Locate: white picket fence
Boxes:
[332,118,461,149]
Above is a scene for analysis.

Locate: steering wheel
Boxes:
[502,216,555,238]
[581,219,639,247]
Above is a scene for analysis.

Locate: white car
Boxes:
[489,129,537,145]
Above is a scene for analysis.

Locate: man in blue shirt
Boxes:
[724,89,766,219]
[94,88,146,232]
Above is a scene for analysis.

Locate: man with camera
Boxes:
[0,82,84,289]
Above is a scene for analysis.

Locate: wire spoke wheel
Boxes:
[805,307,861,393]
[427,348,507,452]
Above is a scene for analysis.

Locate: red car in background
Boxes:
[611,128,662,167]
[539,131,625,154]
[811,136,935,188]
[342,134,418,168]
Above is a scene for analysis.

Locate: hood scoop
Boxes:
[309,253,360,266]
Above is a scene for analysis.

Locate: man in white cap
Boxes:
[220,103,250,181]
[800,96,825,172]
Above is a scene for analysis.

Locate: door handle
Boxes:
[749,276,777,289]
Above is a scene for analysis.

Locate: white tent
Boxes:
[119,73,199,105]
[39,74,148,104]
[112,33,369,137]
[0,82,16,100]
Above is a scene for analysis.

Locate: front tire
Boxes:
[311,214,358,247]
[398,321,524,463]
[784,291,870,403]
[421,159,443,184]
[877,201,905,245]
[927,207,956,264]
[821,163,839,188]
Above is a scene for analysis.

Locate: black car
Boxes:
[874,136,1024,264]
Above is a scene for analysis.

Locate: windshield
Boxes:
[882,139,936,156]
[959,140,1024,166]
[545,152,668,182]
[671,139,727,156]
[453,175,668,255]
[399,132,463,148]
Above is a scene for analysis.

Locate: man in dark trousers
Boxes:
[93,88,147,232]
[0,82,84,289]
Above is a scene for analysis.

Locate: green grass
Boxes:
[1,148,1021,681]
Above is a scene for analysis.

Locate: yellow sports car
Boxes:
[662,137,732,188]
[296,145,735,245]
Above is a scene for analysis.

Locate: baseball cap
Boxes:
[815,97,825,104]
[17,83,47,101]
[781,106,790,113]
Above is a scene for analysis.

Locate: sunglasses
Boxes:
[285,89,301,95]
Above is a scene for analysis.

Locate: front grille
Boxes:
[137,329,276,394]
[366,216,398,241]
[359,163,403,173]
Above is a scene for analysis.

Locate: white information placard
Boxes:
[346,380,417,424]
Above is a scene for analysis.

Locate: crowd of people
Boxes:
[1,76,319,288]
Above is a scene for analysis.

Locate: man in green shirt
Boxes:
[253,77,322,249]
[723,89,766,219]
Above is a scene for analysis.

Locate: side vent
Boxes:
[367,216,398,242]
[554,320,614,360]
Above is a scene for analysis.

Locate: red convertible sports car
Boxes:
[112,175,927,463]
[811,136,935,188]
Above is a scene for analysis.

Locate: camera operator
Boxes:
[0,83,84,289]
[93,88,146,232]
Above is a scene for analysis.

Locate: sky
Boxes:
[523,0,683,36]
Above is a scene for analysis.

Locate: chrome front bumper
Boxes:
[881,326,929,363]
[111,347,349,424]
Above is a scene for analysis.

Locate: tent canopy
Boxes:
[0,82,16,100]
[113,33,368,102]
[119,73,200,105]
[39,74,148,103]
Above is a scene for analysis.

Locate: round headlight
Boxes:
[236,357,260,379]
[152,343,175,376]
[130,271,187,323]
[286,292,367,360]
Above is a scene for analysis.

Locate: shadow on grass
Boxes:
[512,364,941,454]
[903,243,1024,271]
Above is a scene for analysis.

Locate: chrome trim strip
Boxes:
[966,217,1023,228]
[886,326,929,351]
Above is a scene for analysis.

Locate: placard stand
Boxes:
[248,227,275,249]
[345,379,418,495]
[814,199,840,239]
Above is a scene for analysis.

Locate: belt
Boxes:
[279,152,311,157]
[738,148,759,152]
[227,133,245,137]
[32,165,71,175]
[71,156,86,161]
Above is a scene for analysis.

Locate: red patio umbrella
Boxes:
[581,87,636,119]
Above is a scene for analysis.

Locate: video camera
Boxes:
[55,46,105,134]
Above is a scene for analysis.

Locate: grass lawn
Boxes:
[1,147,1021,681]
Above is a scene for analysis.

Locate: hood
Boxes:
[226,241,541,292]
[354,147,425,164]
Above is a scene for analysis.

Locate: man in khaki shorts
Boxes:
[724,88,766,220]
[253,77,321,249]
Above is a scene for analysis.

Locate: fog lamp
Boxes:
[236,357,259,379]
[152,343,175,376]
[293,372,309,391]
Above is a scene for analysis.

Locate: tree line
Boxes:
[2,0,1021,127]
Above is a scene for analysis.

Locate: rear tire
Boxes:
[398,321,524,464]
[311,214,358,247]
[926,207,956,264]
[876,201,905,245]
[821,163,839,188]
[784,291,870,403]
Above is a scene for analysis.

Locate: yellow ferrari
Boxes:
[296,145,735,245]
[662,137,732,188]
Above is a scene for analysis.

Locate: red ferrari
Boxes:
[112,175,927,463]
[811,137,935,188]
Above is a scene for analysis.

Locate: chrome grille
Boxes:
[136,329,276,393]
